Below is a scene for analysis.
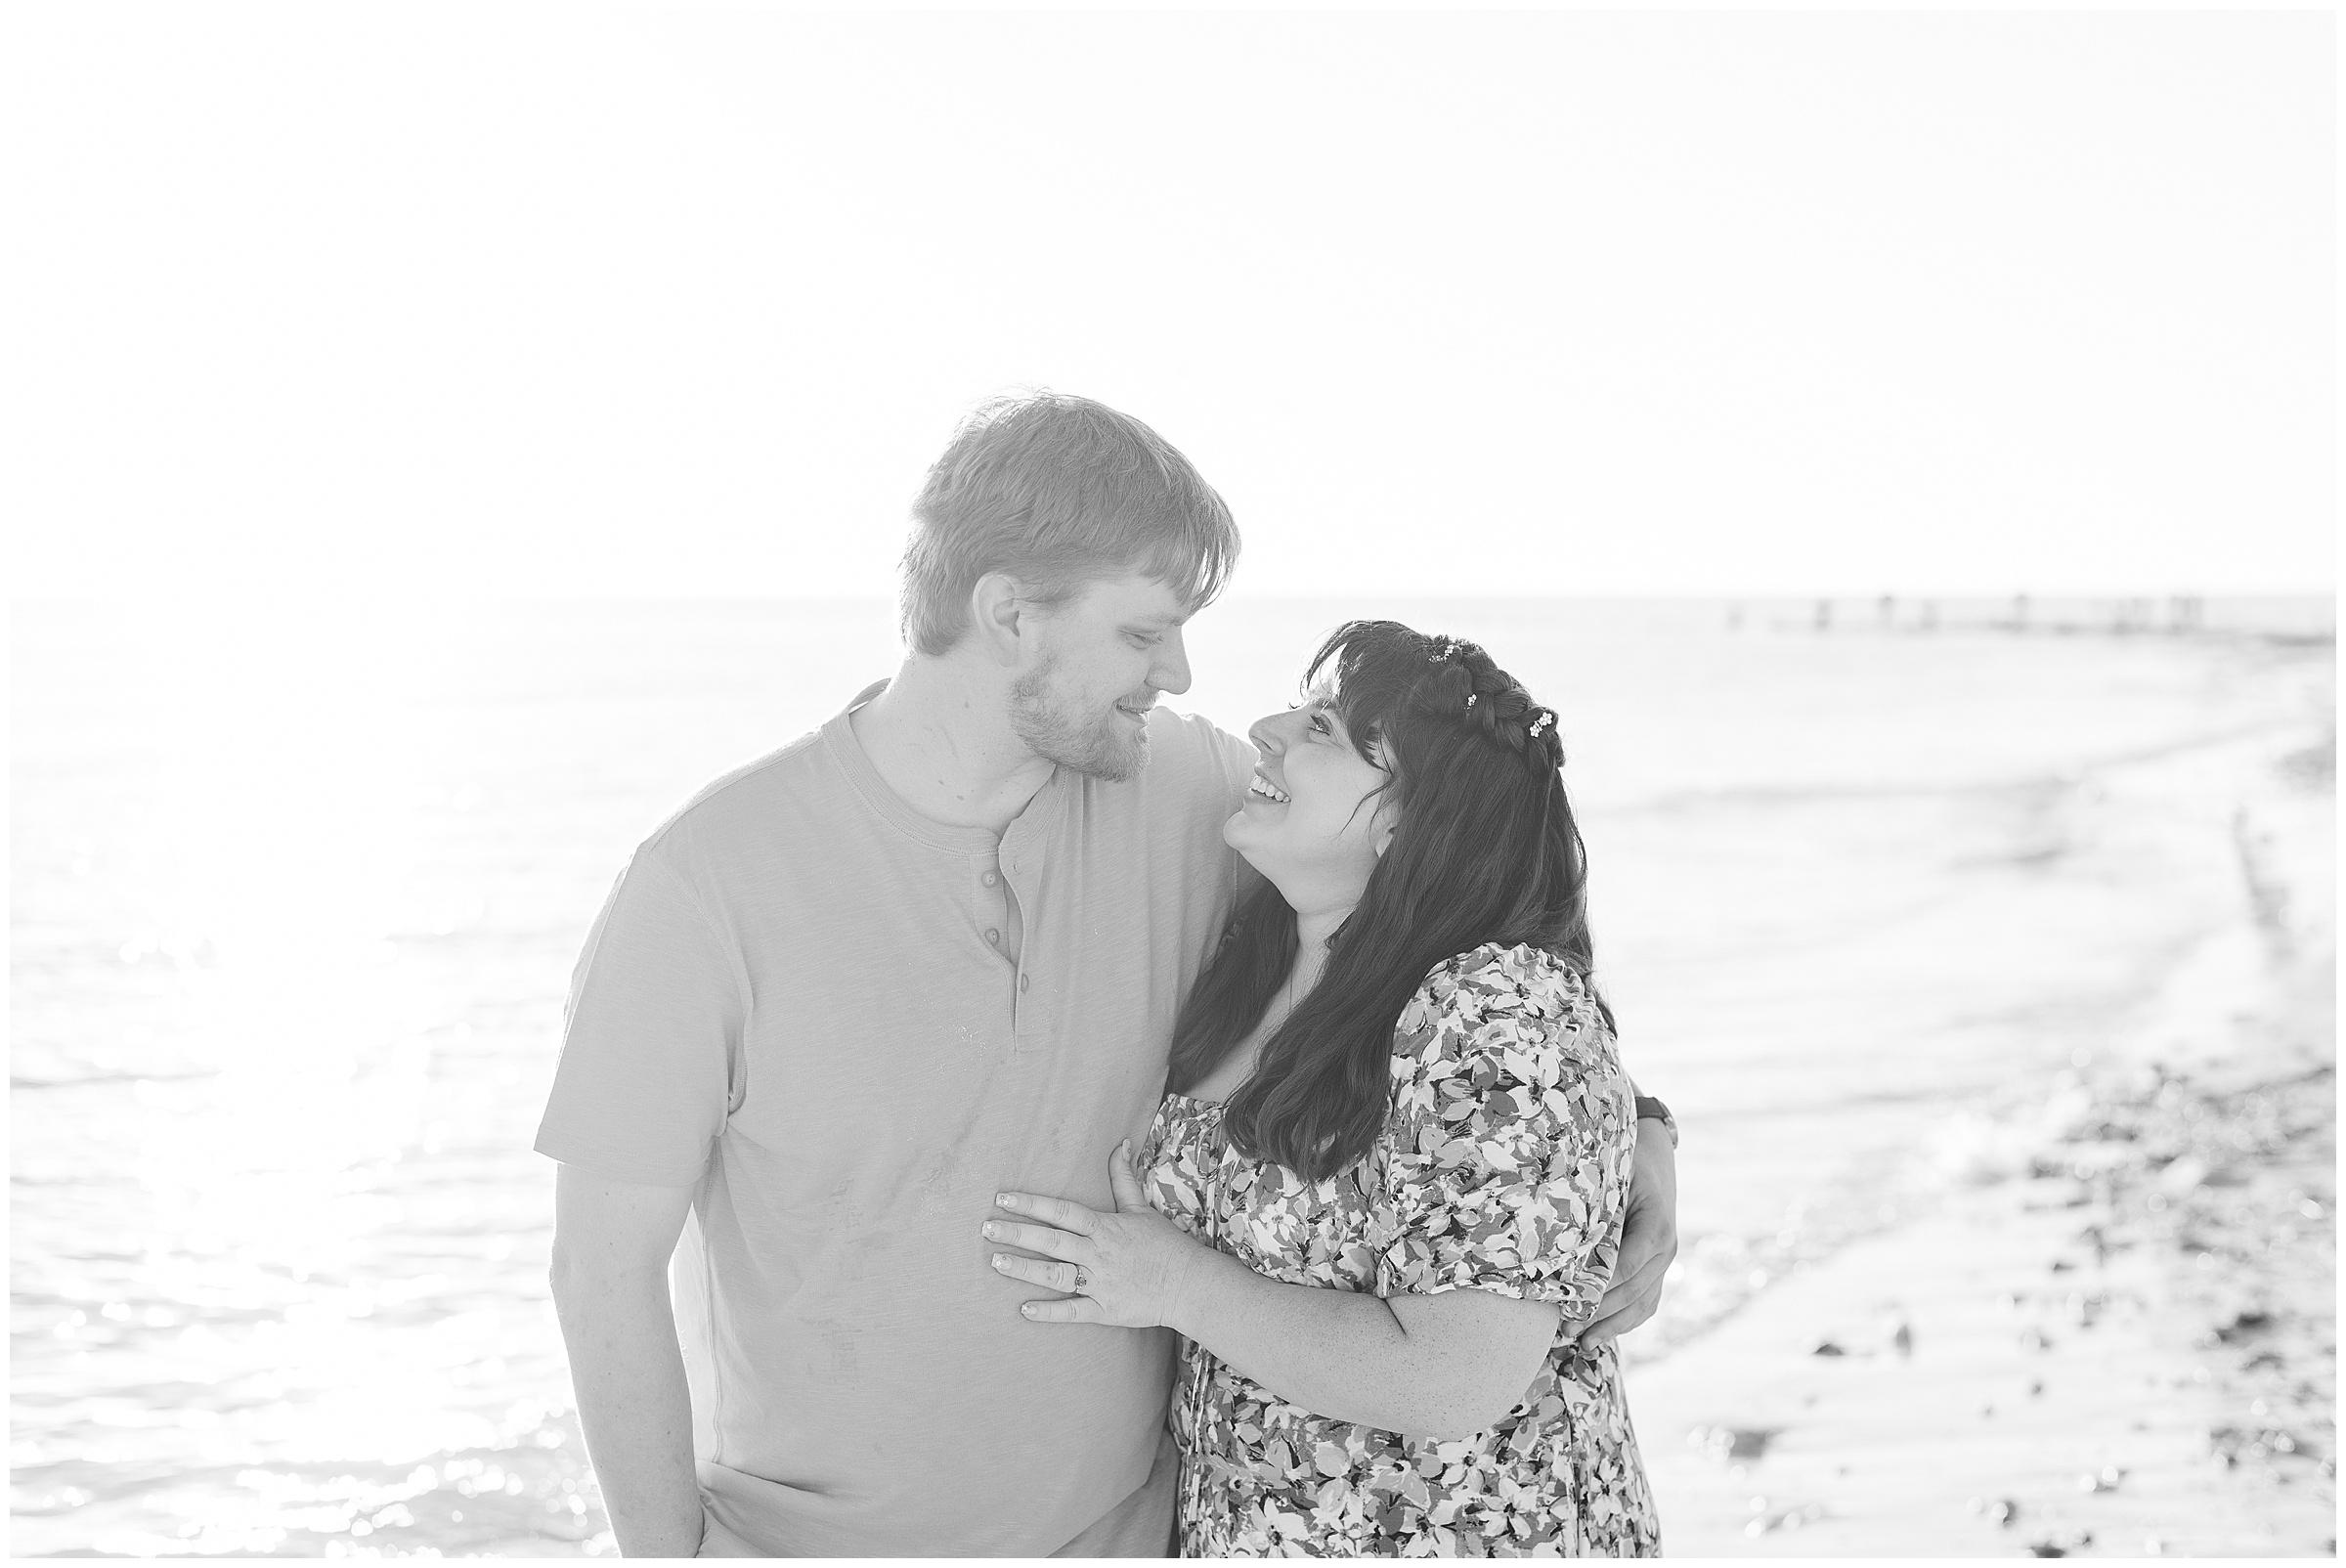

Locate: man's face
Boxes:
[1008,575,1195,781]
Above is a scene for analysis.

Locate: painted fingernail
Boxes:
[991,1254,1008,1270]
[996,1194,1016,1207]
[1021,1303,1038,1317]
[981,1222,999,1239]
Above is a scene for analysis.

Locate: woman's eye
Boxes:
[1308,715,1332,736]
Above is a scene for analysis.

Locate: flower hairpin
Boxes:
[1463,692,1478,710]
[1527,712,1555,739]
[1428,636,1458,663]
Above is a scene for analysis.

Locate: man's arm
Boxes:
[1579,1114,1678,1344]
[548,1166,705,1557]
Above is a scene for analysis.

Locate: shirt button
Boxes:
[981,871,999,887]
[1020,975,1030,992]
[985,929,1000,944]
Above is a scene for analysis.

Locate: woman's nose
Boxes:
[1245,711,1290,756]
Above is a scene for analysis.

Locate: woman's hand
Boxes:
[987,1141,1206,1328]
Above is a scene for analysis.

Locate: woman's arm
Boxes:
[1176,1189,1564,1440]
[990,1148,1561,1442]
[990,949,1636,1438]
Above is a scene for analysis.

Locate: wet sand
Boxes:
[1628,721,2335,1556]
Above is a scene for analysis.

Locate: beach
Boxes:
[9,596,2332,1556]
[1629,704,2336,1555]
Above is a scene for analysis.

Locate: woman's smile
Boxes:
[1244,768,1291,806]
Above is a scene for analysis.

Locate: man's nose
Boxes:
[1151,627,1194,697]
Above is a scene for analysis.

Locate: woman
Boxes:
[983,621,1661,1556]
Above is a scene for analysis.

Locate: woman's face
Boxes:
[1224,690,1396,905]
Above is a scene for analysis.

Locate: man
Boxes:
[538,392,1677,1556]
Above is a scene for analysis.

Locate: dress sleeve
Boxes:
[1369,946,1636,1328]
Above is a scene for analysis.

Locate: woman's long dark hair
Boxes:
[1166,620,1611,1182]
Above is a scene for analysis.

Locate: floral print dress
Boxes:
[1139,942,1661,1558]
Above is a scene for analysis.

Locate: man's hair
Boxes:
[898,391,1240,656]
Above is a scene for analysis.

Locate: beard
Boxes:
[1009,650,1151,782]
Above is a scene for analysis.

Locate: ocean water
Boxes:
[10,595,2332,1557]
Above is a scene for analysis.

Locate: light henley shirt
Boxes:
[537,681,1256,1556]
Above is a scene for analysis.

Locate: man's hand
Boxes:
[1581,1118,1678,1345]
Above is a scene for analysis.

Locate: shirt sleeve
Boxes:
[1369,946,1635,1328]
[535,839,745,1188]
[1207,721,1270,907]
[1151,709,1264,910]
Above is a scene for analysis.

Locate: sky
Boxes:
[8,4,2335,601]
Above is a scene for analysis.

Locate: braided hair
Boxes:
[1425,631,1570,774]
[1167,620,1612,1181]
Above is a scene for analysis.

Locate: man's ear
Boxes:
[969,573,1030,669]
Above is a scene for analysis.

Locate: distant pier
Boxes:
[1726,595,2324,640]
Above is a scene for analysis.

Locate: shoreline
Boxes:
[1624,719,2335,1555]
[8,603,2327,1559]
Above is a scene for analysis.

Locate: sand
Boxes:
[1625,711,2335,1557]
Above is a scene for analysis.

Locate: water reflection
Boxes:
[13,601,897,1556]
[10,598,2324,1556]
